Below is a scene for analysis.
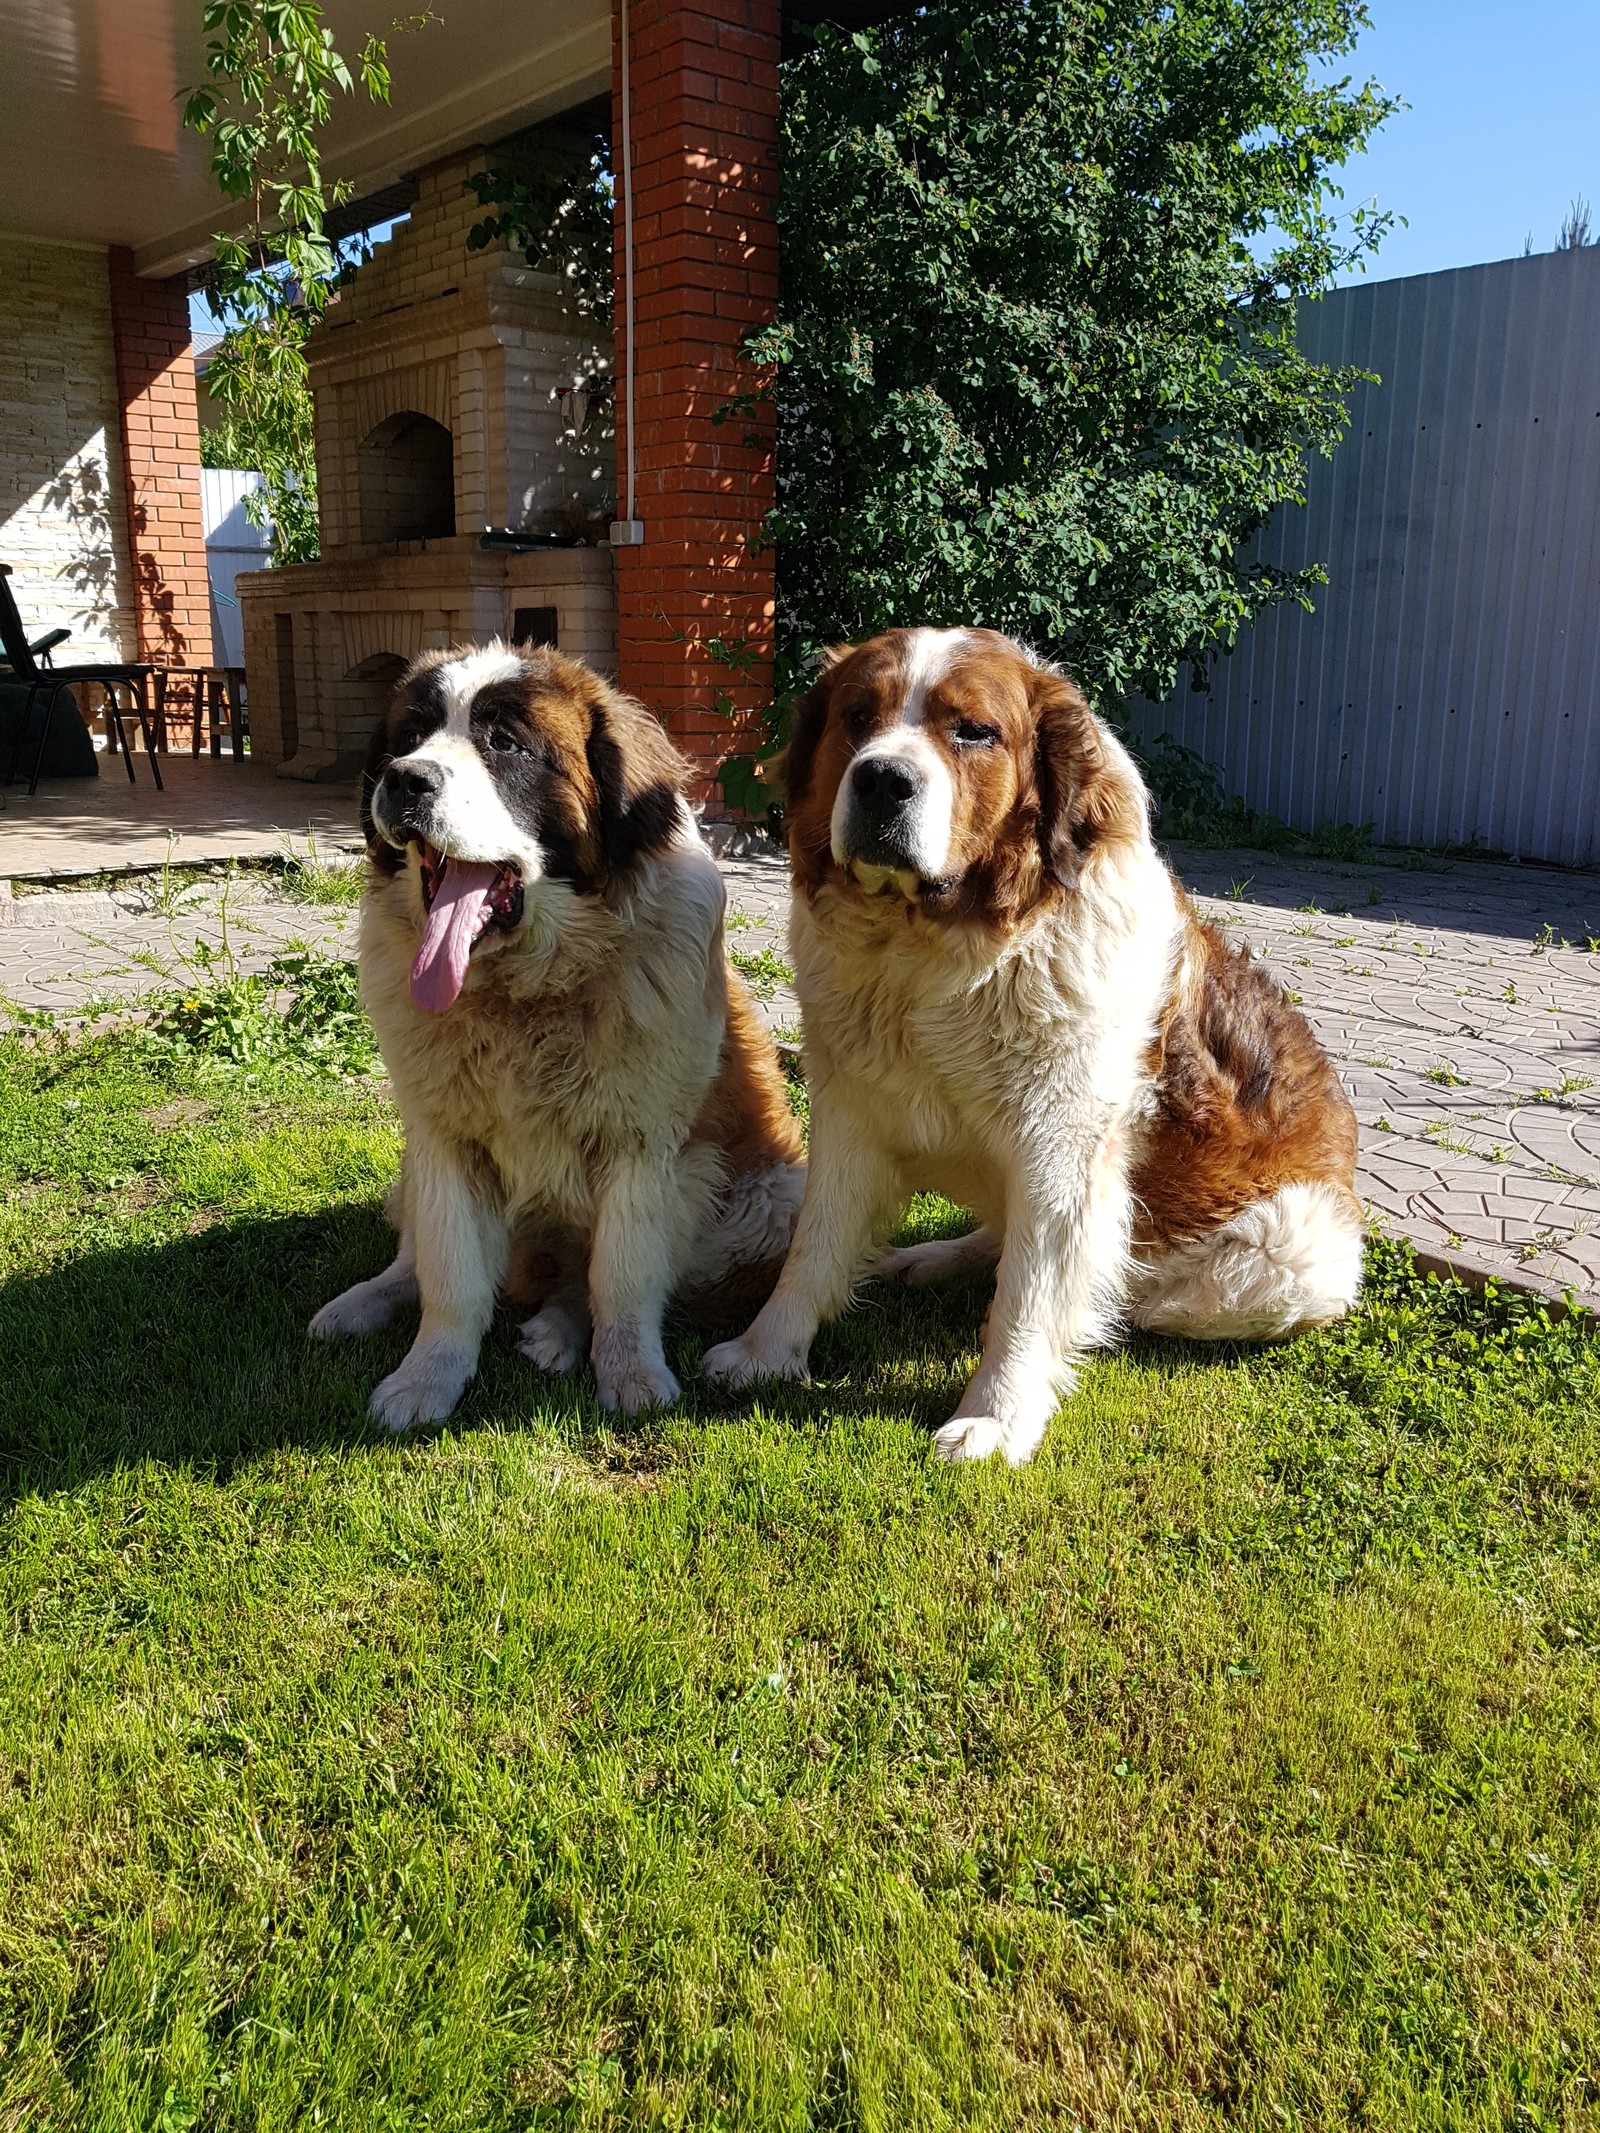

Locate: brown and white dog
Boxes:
[705,628,1363,1464]
[312,642,804,1429]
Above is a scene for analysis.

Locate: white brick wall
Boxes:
[0,239,134,661]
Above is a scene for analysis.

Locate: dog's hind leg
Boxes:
[311,1152,420,1338]
[518,1270,593,1378]
[309,1230,419,1339]
[1129,1182,1364,1341]
[875,1224,1000,1287]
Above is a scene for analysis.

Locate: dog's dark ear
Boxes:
[586,688,686,872]
[1032,667,1146,887]
[774,644,851,809]
[359,711,396,860]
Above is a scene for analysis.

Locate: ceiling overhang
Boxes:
[0,0,610,277]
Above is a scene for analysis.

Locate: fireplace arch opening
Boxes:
[332,650,410,763]
[358,411,456,544]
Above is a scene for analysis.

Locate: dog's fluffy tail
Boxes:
[1128,1180,1364,1342]
[677,1159,806,1330]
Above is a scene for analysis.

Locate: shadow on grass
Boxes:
[0,1192,1246,1504]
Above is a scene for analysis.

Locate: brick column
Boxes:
[611,0,779,798]
[107,246,213,672]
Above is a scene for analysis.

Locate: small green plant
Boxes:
[1224,877,1253,902]
[279,831,364,907]
[153,834,208,921]
[1305,819,1375,860]
[1373,1116,1392,1132]
[1425,1121,1475,1157]
[1364,885,1384,907]
[729,946,795,1002]
[1424,1060,1469,1087]
[1530,1074,1595,1104]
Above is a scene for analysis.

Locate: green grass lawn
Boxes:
[1,996,1597,2131]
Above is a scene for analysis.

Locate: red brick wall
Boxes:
[611,0,779,797]
[107,246,213,671]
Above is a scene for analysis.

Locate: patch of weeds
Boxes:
[1332,934,1358,948]
[279,832,364,908]
[1224,877,1253,902]
[1374,1116,1393,1132]
[1365,885,1385,906]
[1304,819,1375,861]
[1530,1074,1595,1105]
[1425,1121,1476,1157]
[149,951,378,1077]
[730,946,795,1001]
[1132,733,1298,849]
[1425,1060,1470,1088]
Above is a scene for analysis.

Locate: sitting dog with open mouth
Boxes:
[705,627,1363,1466]
[312,642,805,1430]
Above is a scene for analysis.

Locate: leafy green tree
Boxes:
[182,4,426,562]
[466,120,615,328]
[748,0,1399,714]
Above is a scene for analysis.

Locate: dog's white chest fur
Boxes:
[360,841,727,1231]
[792,849,1180,1199]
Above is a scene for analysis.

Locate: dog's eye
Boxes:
[952,720,1000,748]
[488,729,533,757]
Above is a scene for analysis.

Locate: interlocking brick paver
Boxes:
[2,833,1597,1310]
[1177,844,1600,1306]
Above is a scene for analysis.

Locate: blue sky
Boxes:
[1329,0,1600,283]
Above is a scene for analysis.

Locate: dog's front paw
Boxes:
[592,1323,680,1415]
[702,1333,811,1389]
[930,1412,1046,1467]
[518,1303,587,1376]
[368,1339,474,1433]
[596,1355,681,1415]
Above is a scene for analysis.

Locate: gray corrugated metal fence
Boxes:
[1124,245,1600,866]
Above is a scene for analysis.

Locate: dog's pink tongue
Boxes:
[409,859,500,1013]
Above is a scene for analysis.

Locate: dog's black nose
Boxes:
[381,758,444,817]
[851,755,919,815]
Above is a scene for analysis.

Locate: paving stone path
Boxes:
[4,840,1597,1309]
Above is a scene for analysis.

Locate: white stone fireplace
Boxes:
[239,147,615,778]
